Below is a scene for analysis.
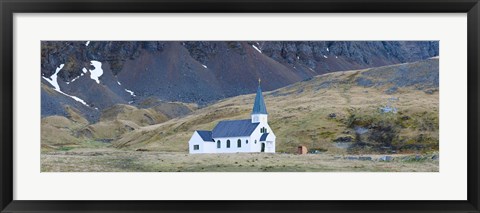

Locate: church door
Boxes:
[261,143,265,152]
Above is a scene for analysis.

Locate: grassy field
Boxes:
[41,148,439,172]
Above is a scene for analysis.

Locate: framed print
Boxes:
[1,0,479,212]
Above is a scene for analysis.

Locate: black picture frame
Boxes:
[1,0,479,212]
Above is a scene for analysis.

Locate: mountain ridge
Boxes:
[41,41,438,121]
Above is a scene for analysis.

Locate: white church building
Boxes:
[188,82,276,154]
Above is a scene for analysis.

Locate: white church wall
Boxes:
[265,128,276,153]
[249,130,262,152]
[264,134,276,153]
[265,141,275,153]
[251,114,268,123]
[249,123,276,153]
[188,132,204,154]
[214,136,251,153]
[203,141,216,153]
[250,138,261,152]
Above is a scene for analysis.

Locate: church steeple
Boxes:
[252,78,268,115]
[252,79,268,123]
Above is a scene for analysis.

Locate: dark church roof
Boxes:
[196,130,214,142]
[260,133,269,141]
[212,119,260,138]
[252,85,268,115]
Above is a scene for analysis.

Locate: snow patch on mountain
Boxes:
[252,45,262,53]
[42,64,64,91]
[71,75,80,83]
[43,64,89,107]
[125,89,136,96]
[67,75,81,85]
[87,61,103,84]
[85,41,90,46]
[66,94,89,106]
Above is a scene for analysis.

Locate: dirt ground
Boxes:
[41,149,439,172]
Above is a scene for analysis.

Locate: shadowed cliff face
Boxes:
[41,41,438,121]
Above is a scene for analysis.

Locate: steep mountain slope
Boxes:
[42,57,439,154]
[41,41,438,121]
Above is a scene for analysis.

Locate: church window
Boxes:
[237,139,241,148]
[246,140,249,144]
[255,140,257,144]
[217,140,221,148]
[260,127,267,133]
[193,145,199,150]
[227,140,230,148]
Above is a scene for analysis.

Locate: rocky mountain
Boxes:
[41,41,438,121]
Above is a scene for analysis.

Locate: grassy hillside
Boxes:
[42,58,439,155]
[41,101,197,152]
[111,58,439,154]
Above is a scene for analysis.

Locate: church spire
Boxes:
[252,78,268,115]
